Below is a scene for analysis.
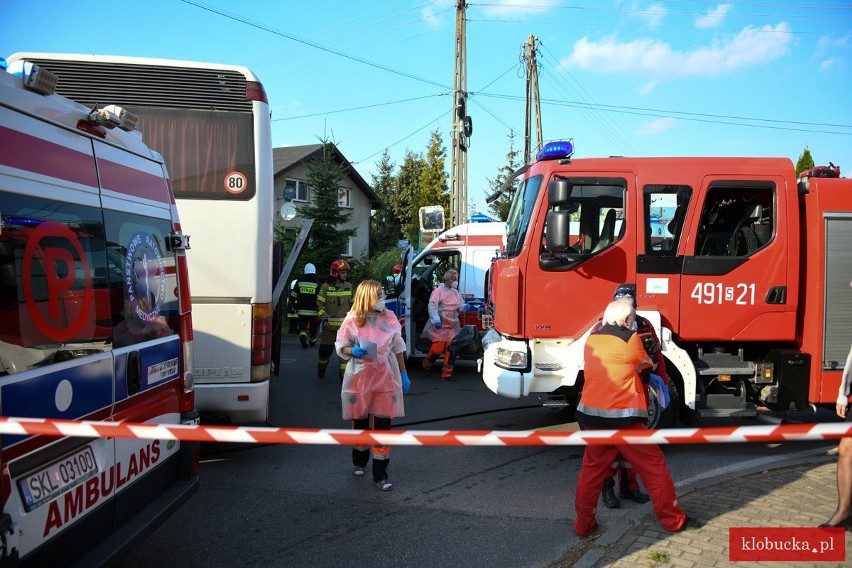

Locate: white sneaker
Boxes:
[352,466,365,477]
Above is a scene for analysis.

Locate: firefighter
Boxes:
[291,263,320,348]
[336,280,410,491]
[317,259,353,379]
[598,284,671,508]
[574,298,701,536]
[421,269,464,379]
[286,278,299,334]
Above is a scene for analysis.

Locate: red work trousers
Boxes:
[574,423,685,536]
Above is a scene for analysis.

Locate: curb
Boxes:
[573,445,837,568]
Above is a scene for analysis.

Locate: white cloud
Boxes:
[480,0,561,19]
[696,3,731,29]
[421,0,454,30]
[640,2,668,28]
[560,23,791,80]
[820,58,842,72]
[636,117,677,135]
[816,33,851,55]
[638,81,659,95]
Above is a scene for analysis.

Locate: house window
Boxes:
[338,187,351,208]
[341,237,353,257]
[285,178,309,202]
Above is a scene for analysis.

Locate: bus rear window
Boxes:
[137,108,256,200]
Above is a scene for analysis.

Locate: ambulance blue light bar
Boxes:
[537,140,574,162]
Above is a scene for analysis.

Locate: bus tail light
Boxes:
[176,250,194,412]
[251,303,273,381]
[179,313,194,413]
[246,81,268,103]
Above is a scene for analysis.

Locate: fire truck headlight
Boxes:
[495,346,527,370]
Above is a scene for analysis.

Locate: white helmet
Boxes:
[305,263,316,275]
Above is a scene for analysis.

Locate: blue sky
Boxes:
[3,1,851,216]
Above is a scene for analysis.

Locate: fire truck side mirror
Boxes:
[545,210,570,251]
[548,178,573,206]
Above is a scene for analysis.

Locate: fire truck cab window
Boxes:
[643,185,693,256]
[695,186,774,257]
[541,180,626,265]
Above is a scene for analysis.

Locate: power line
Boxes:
[477,92,852,135]
[272,93,450,122]
[353,108,452,166]
[180,0,451,89]
[470,2,852,20]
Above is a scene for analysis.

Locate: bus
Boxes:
[7,53,276,424]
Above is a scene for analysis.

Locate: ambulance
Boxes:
[0,61,198,565]
[388,221,505,360]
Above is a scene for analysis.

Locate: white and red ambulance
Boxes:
[0,61,198,566]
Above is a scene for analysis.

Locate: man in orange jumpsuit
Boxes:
[598,284,671,508]
[574,298,701,537]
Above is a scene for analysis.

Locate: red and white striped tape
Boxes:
[1,417,851,446]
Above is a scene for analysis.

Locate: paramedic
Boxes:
[421,269,464,379]
[336,280,410,491]
[574,298,701,537]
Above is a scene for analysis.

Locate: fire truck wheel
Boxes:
[647,384,681,429]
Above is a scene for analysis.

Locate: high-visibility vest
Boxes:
[576,323,653,428]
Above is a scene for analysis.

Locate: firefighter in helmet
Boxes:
[317,259,353,379]
[291,263,320,348]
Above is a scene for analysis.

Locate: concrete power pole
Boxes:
[523,34,543,164]
[450,0,470,227]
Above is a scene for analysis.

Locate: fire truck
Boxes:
[481,141,852,426]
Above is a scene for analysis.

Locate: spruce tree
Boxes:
[795,147,815,176]
[370,150,401,252]
[487,131,521,222]
[298,141,356,271]
[396,150,425,246]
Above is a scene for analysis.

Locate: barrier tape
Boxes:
[1,417,851,446]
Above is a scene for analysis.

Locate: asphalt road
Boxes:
[118,335,836,568]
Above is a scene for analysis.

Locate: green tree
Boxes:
[396,150,424,246]
[298,140,357,272]
[418,128,450,213]
[370,150,402,252]
[487,131,521,221]
[795,146,815,176]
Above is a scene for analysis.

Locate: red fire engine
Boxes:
[481,141,852,427]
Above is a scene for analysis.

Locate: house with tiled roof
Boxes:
[273,144,382,259]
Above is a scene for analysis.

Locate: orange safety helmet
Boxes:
[392,264,403,275]
[330,259,350,278]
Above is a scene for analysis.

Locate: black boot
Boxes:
[621,488,650,504]
[601,478,620,509]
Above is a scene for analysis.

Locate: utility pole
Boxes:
[450,0,470,227]
[523,34,543,164]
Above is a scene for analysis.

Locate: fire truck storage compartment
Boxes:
[767,349,810,411]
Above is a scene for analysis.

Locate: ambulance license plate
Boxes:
[17,445,99,512]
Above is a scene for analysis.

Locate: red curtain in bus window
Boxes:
[136,108,255,199]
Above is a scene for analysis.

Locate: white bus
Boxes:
[7,53,275,423]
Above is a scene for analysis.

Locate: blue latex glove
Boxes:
[351,346,368,358]
[401,370,411,394]
[649,373,670,408]
[432,317,442,329]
